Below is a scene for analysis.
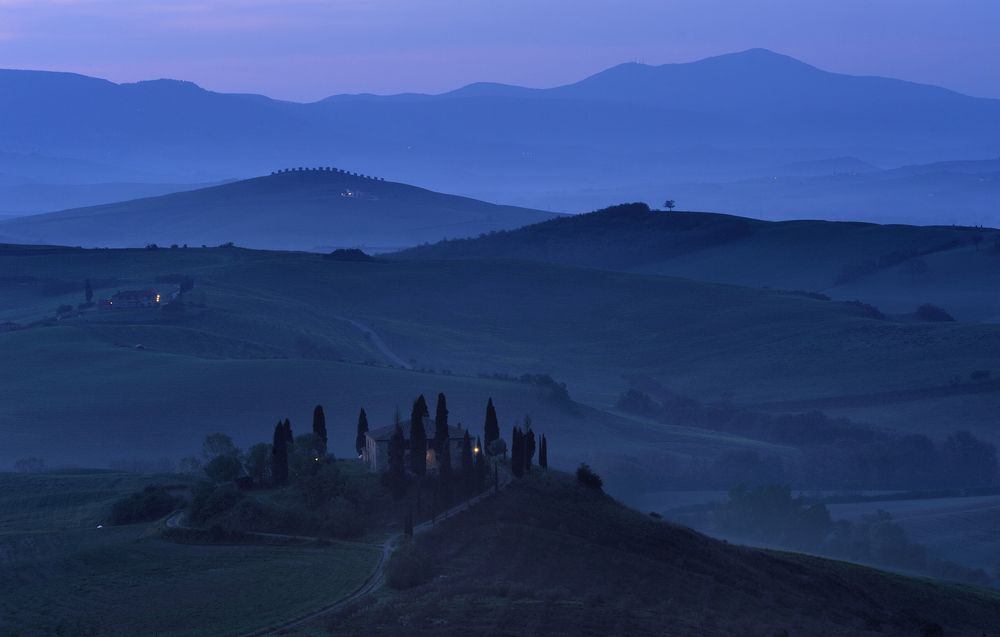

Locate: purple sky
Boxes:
[1,0,998,102]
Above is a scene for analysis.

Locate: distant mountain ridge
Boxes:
[0,169,560,251]
[2,49,998,221]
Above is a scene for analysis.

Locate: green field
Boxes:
[0,471,379,637]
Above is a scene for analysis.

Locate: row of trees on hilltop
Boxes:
[272,166,385,181]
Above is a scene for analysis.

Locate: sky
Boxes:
[0,0,998,102]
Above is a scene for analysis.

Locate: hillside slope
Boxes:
[0,170,559,251]
[328,473,1000,636]
[397,203,1000,320]
[5,244,1000,478]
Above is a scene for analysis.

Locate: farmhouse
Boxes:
[363,416,467,472]
[100,289,161,310]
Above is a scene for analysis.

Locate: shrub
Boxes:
[188,483,244,525]
[110,485,182,525]
[386,542,433,590]
[204,454,242,483]
[915,303,955,322]
[576,464,604,490]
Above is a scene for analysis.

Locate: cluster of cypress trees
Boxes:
[510,420,548,478]
[354,408,369,457]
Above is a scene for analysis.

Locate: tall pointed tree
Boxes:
[434,393,449,455]
[511,426,524,478]
[388,423,407,500]
[355,408,369,457]
[272,421,289,486]
[409,398,427,476]
[484,398,500,450]
[312,405,328,455]
[525,426,536,473]
[283,419,294,448]
[415,394,429,418]
[539,434,548,469]
[460,430,474,494]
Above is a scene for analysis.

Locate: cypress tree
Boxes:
[434,393,449,455]
[511,426,524,478]
[439,434,453,505]
[415,394,429,418]
[272,421,289,486]
[388,423,407,500]
[539,435,548,469]
[525,427,536,473]
[312,405,327,455]
[484,398,500,451]
[410,398,427,476]
[355,408,369,457]
[283,419,293,448]
[84,279,93,304]
[460,430,474,494]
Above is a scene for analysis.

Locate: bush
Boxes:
[110,485,182,525]
[915,303,955,322]
[386,542,433,590]
[576,464,604,490]
[188,483,244,525]
[204,454,242,483]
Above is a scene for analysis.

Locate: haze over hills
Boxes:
[3,49,999,221]
[0,169,559,251]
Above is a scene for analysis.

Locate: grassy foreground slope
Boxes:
[4,243,1000,470]
[327,473,1000,637]
[0,470,379,637]
[398,203,1000,320]
[0,170,559,252]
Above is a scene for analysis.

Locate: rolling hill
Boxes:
[327,473,1000,637]
[4,243,1000,489]
[0,170,560,251]
[397,203,1000,320]
[3,50,1000,219]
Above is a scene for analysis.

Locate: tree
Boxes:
[410,398,428,476]
[245,442,272,485]
[283,419,294,449]
[312,405,328,455]
[524,421,536,473]
[460,430,474,494]
[434,393,449,455]
[388,423,408,499]
[576,463,603,490]
[664,199,676,212]
[272,422,289,486]
[484,398,500,451]
[84,279,93,304]
[539,435,548,469]
[202,433,240,462]
[439,433,453,505]
[511,426,524,478]
[355,408,370,457]
[204,455,242,483]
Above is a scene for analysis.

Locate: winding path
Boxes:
[335,315,413,369]
[164,469,510,637]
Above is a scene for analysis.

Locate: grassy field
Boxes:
[4,243,1000,487]
[0,470,380,637]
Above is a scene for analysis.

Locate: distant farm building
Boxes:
[100,290,161,310]
[0,321,20,332]
[363,416,466,472]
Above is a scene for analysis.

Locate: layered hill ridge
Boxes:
[2,49,999,219]
[397,203,1000,320]
[0,170,560,251]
